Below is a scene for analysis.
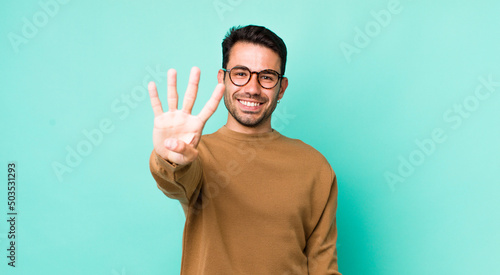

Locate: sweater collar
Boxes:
[217,125,281,142]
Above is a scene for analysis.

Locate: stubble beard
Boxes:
[224,92,279,128]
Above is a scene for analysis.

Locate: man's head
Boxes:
[218,25,289,133]
[221,25,287,76]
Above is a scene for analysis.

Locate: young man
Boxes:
[148,25,341,274]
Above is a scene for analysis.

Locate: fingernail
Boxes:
[165,139,176,149]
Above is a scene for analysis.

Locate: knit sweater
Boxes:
[149,126,341,275]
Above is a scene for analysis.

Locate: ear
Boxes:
[277,77,288,100]
[217,69,225,84]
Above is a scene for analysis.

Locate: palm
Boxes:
[153,111,204,164]
[149,67,225,165]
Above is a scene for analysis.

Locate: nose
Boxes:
[244,72,261,95]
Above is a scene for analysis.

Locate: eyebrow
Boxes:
[231,65,281,73]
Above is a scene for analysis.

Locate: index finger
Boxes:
[198,83,225,123]
[148,81,164,117]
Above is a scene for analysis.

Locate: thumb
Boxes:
[164,138,198,164]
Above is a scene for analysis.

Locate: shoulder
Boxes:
[276,135,334,174]
[278,135,328,161]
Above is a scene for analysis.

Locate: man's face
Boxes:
[218,42,288,130]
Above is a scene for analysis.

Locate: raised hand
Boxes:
[148,67,225,165]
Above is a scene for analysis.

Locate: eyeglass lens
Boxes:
[229,67,280,89]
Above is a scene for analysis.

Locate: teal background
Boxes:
[1,0,500,274]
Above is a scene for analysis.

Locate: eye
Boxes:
[260,73,277,82]
[231,68,249,78]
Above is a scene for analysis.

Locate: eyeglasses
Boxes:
[222,66,283,89]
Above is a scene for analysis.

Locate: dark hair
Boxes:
[222,25,287,76]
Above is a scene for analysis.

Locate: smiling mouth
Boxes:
[238,99,263,107]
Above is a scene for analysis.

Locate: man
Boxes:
[148,25,340,274]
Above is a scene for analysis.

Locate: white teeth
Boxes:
[239,100,260,107]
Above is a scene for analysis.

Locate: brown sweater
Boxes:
[149,126,341,275]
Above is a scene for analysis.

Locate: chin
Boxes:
[225,97,273,128]
[235,115,266,128]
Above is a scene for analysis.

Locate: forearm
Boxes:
[306,171,341,275]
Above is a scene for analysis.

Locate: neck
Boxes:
[225,115,273,134]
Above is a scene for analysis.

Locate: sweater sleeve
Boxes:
[305,169,341,275]
[148,150,203,208]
